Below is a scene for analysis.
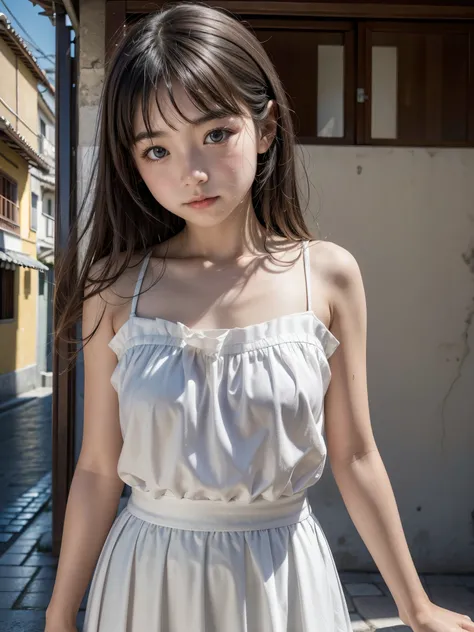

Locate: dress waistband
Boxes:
[126,489,311,532]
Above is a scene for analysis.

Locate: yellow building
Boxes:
[0,14,53,401]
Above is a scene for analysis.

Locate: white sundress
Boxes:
[83,240,353,632]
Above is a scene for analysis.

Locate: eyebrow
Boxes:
[133,111,232,144]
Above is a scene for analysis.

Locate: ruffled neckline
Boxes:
[108,311,340,358]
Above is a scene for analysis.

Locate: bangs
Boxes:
[122,45,252,146]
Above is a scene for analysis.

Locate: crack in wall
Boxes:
[440,247,474,448]
[83,59,102,70]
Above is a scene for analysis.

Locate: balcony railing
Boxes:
[0,194,20,235]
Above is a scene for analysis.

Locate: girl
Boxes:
[46,4,473,632]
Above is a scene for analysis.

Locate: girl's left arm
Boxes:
[321,245,473,632]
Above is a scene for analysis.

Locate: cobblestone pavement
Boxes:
[0,390,53,556]
[0,473,51,553]
[0,390,52,513]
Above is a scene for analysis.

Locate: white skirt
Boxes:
[83,489,352,632]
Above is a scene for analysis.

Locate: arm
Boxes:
[321,244,473,632]
[45,275,125,629]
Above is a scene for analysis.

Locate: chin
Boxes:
[184,210,234,228]
[162,193,250,227]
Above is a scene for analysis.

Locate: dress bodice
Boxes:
[108,241,340,503]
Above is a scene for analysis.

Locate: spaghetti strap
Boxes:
[130,251,152,317]
[302,241,312,312]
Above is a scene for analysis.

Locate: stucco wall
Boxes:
[0,141,38,377]
[76,0,474,572]
[0,38,16,119]
[298,146,474,572]
[16,58,39,149]
[0,39,40,149]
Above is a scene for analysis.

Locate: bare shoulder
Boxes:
[307,239,363,290]
[306,240,366,330]
[82,251,146,336]
[86,251,144,297]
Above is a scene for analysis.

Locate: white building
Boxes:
[30,91,55,381]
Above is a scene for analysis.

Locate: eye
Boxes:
[143,146,168,161]
[205,127,234,144]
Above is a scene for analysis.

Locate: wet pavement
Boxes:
[0,390,52,513]
[0,390,53,554]
[0,473,51,551]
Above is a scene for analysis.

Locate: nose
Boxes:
[184,168,209,186]
[181,148,209,187]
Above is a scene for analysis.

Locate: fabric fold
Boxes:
[83,299,351,632]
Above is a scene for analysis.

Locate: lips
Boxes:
[185,196,219,209]
[186,196,216,204]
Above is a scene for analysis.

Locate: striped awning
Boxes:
[38,245,54,266]
[0,248,49,271]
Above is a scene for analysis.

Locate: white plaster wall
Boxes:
[300,146,474,572]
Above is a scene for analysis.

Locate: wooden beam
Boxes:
[468,25,474,143]
[356,22,368,144]
[344,27,356,145]
[124,1,474,20]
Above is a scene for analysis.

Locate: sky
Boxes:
[0,0,56,109]
[0,0,55,77]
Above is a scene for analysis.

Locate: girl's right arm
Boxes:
[45,277,125,630]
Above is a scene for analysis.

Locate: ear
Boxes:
[257,100,277,154]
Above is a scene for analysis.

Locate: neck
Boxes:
[173,198,269,263]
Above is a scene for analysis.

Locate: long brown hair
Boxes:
[54,2,314,355]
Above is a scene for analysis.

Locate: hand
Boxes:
[401,601,474,632]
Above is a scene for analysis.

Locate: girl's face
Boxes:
[132,84,274,228]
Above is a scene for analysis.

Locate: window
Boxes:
[39,272,45,296]
[43,196,54,218]
[0,172,19,231]
[244,18,355,144]
[39,118,46,154]
[31,193,38,231]
[43,196,54,237]
[243,18,474,146]
[0,268,14,320]
[359,22,474,146]
[46,216,54,238]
